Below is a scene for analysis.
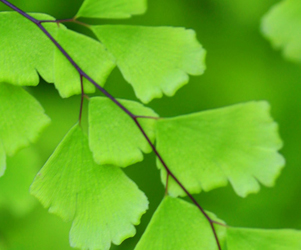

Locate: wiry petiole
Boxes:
[38,18,90,28]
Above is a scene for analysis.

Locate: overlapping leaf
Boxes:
[135,197,301,250]
[92,25,206,103]
[0,83,50,175]
[261,0,301,63]
[156,101,285,197]
[54,28,115,98]
[135,196,226,250]
[0,12,57,86]
[30,124,148,250]
[76,0,147,19]
[0,12,115,98]
[226,227,301,249]
[89,97,158,167]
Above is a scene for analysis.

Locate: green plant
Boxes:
[0,0,301,249]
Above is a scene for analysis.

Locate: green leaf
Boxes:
[54,28,115,98]
[226,227,301,249]
[261,0,301,63]
[0,12,57,86]
[0,12,115,98]
[30,124,148,250]
[0,142,5,177]
[0,147,41,216]
[135,196,226,250]
[92,25,206,103]
[0,83,50,158]
[156,101,284,197]
[89,97,158,167]
[76,0,147,19]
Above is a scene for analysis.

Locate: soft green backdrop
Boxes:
[1,0,300,249]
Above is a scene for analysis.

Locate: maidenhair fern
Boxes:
[0,0,300,249]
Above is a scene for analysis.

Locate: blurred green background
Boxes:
[1,0,301,249]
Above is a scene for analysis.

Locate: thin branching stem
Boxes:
[135,115,160,120]
[39,18,90,28]
[212,220,228,227]
[0,0,223,248]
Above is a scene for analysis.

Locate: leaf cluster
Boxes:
[0,0,300,249]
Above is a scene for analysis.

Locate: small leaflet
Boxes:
[30,124,148,250]
[0,12,57,86]
[227,227,301,249]
[0,12,115,98]
[156,101,285,197]
[135,196,226,250]
[89,97,158,167]
[92,25,206,103]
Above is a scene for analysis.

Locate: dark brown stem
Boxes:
[0,1,222,249]
[212,220,228,227]
[39,18,89,28]
[135,115,160,120]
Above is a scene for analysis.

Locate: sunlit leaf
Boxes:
[54,28,115,98]
[76,0,147,19]
[0,12,57,86]
[135,196,226,250]
[89,97,158,167]
[261,0,301,63]
[30,124,148,250]
[0,147,41,216]
[156,101,284,197]
[0,12,115,98]
[0,83,50,158]
[226,227,301,249]
[92,25,206,103]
